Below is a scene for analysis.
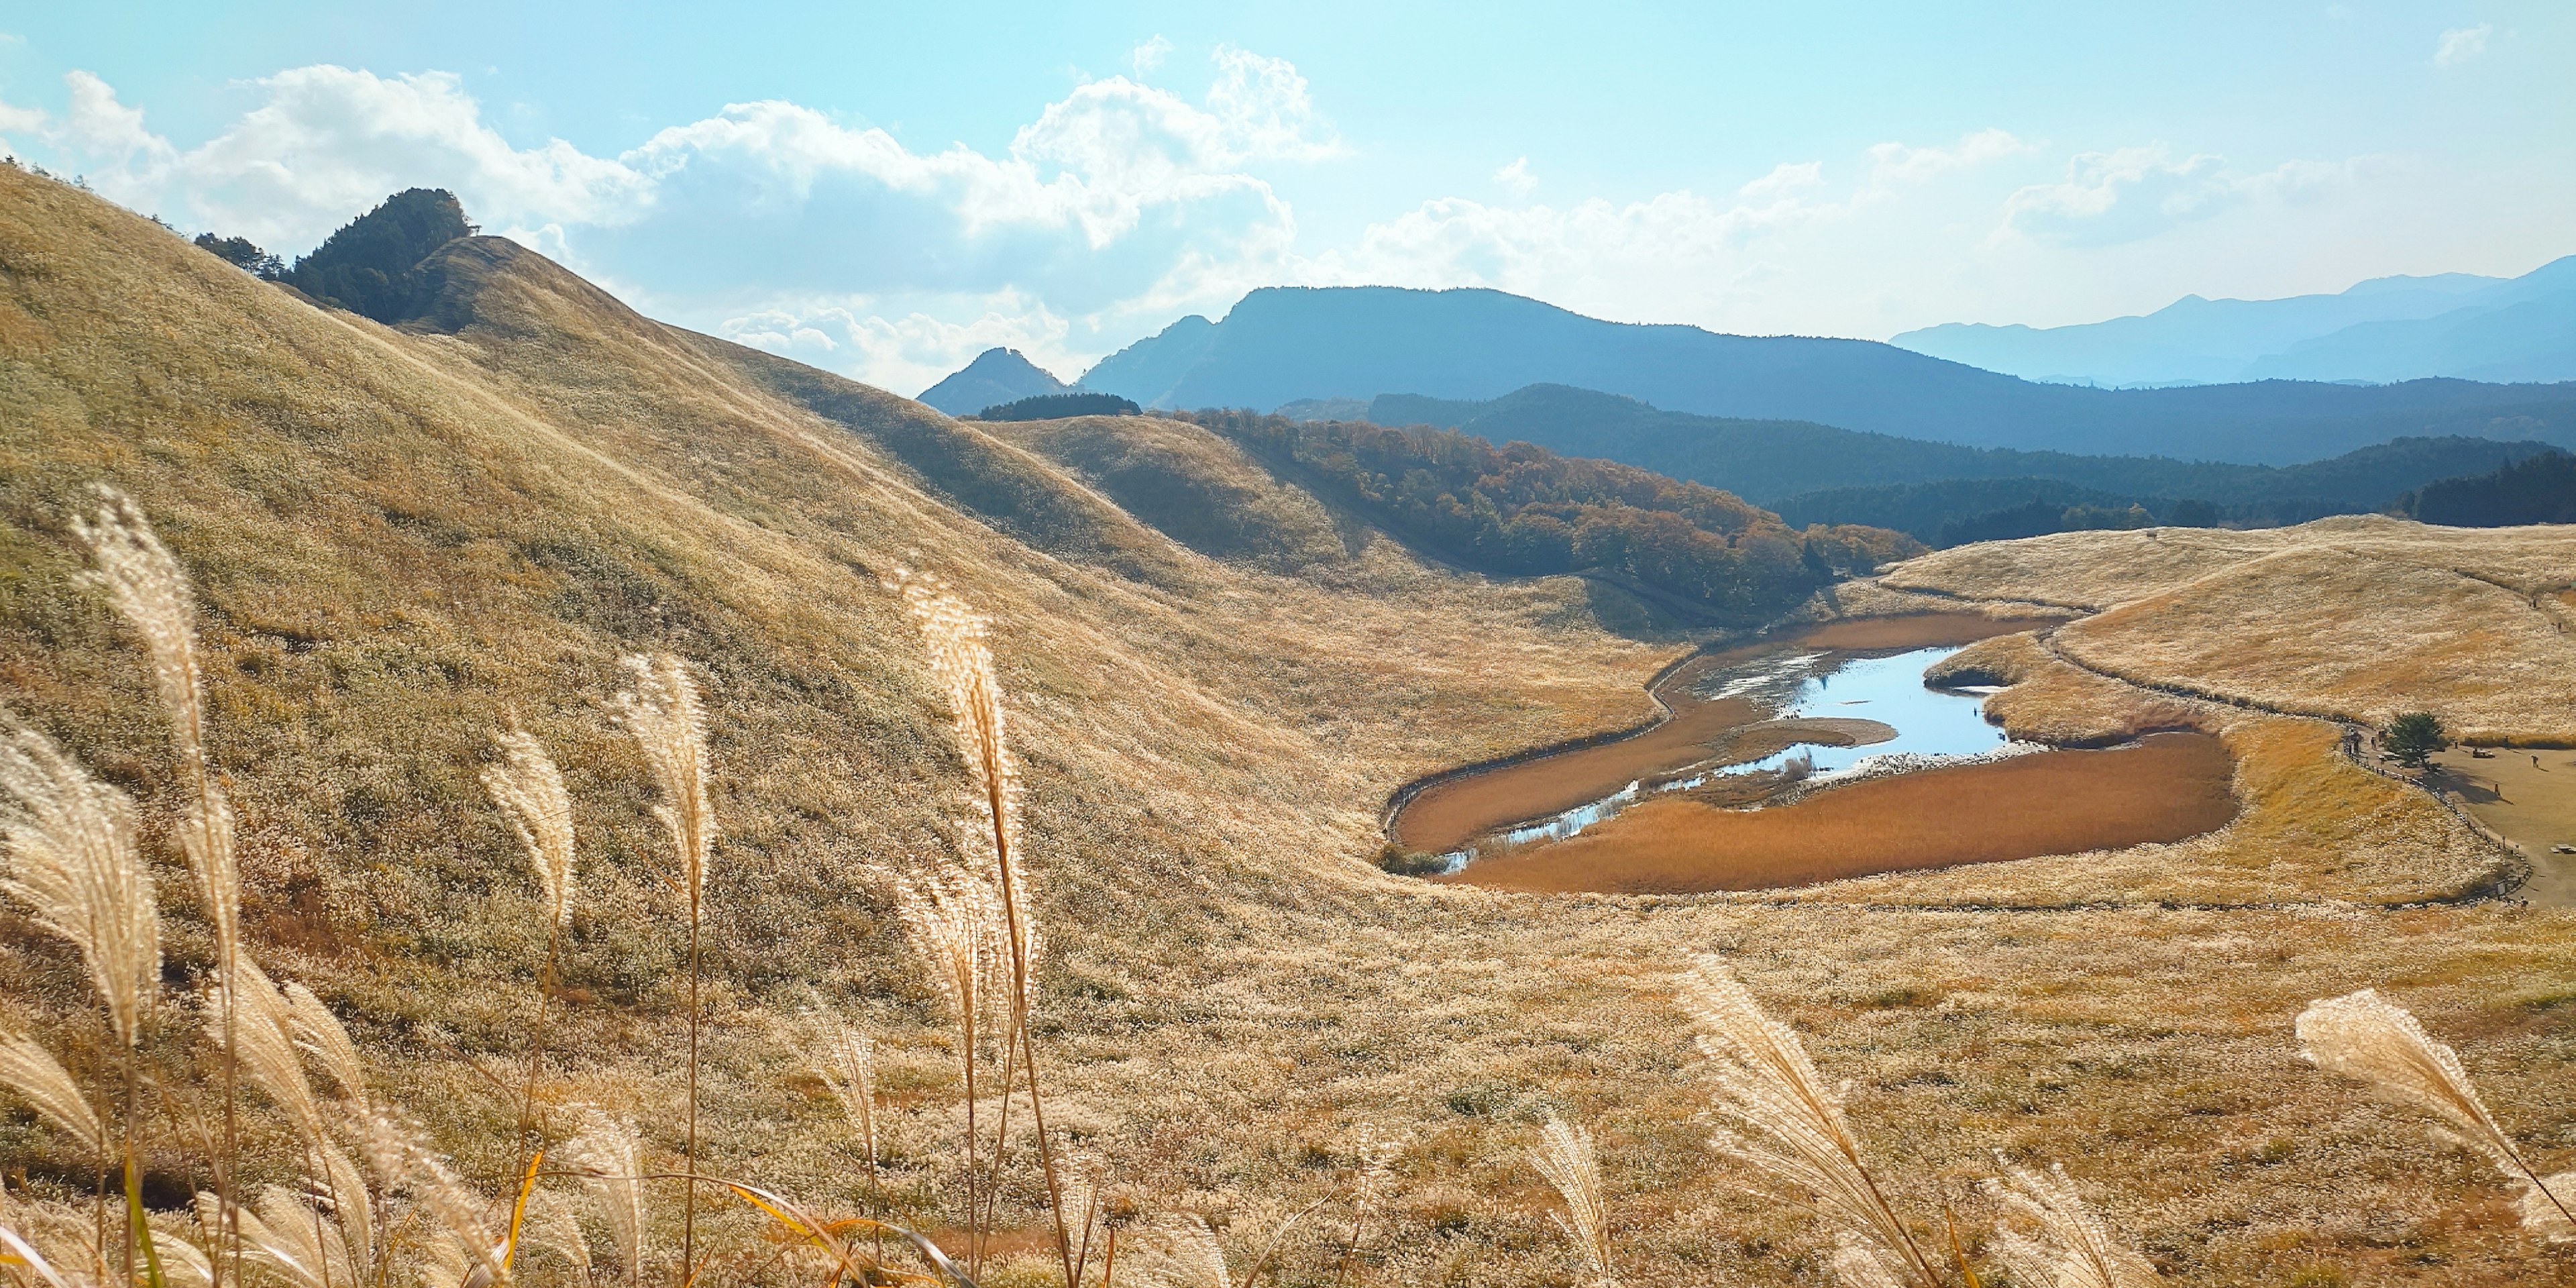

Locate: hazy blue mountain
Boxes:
[916,347,1069,415]
[1347,383,2560,535]
[1077,314,1216,406]
[1894,256,2576,386]
[2246,260,2576,384]
[1074,284,2576,464]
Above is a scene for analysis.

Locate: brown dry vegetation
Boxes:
[1448,732,2239,894]
[6,168,2576,1286]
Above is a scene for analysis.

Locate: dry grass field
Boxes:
[7,167,2576,1287]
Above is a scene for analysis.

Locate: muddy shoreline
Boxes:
[1387,614,2060,855]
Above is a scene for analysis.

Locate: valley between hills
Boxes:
[7,164,2576,1288]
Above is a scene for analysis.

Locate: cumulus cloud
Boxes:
[1863,127,2035,186]
[2434,23,2491,67]
[1996,144,2377,248]
[1493,156,1536,196]
[1304,131,2036,332]
[715,291,1077,396]
[1130,35,1172,76]
[0,50,1340,386]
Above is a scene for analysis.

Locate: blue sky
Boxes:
[4,2,2568,394]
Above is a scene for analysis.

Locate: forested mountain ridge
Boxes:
[1332,384,2559,539]
[1186,409,1917,622]
[1071,284,2576,463]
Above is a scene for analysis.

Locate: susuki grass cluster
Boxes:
[2,488,2569,1288]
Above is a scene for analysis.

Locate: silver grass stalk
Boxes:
[0,1029,105,1150]
[307,1142,375,1281]
[610,651,712,1278]
[894,568,1069,1284]
[0,1223,76,1288]
[70,490,237,967]
[480,731,576,932]
[74,488,241,1288]
[1142,1217,1230,1288]
[0,719,159,1049]
[807,1014,878,1165]
[610,655,713,907]
[208,959,328,1148]
[1678,957,1939,1288]
[355,1112,504,1283]
[2298,988,2576,1240]
[1530,1114,1613,1283]
[1982,1157,2157,1287]
[893,572,1038,1018]
[233,1187,351,1288]
[281,983,370,1112]
[559,1109,647,1286]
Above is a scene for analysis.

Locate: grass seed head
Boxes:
[0,1028,103,1150]
[559,1107,648,1280]
[610,654,714,900]
[0,717,160,1048]
[72,488,238,966]
[1530,1114,1613,1283]
[1680,956,1938,1288]
[480,728,578,930]
[1982,1156,2158,1287]
[2297,988,2575,1239]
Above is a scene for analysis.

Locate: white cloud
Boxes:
[715,292,1078,396]
[9,52,1338,386]
[1493,156,1536,196]
[1996,144,2378,248]
[1863,128,2035,187]
[2434,23,2491,67]
[1130,36,1172,76]
[1738,160,1823,201]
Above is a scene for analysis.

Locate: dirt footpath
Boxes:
[2429,747,2576,906]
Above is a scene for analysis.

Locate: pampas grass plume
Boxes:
[0,718,159,1048]
[1678,956,1939,1288]
[0,1028,103,1149]
[1530,1114,1612,1282]
[559,1108,649,1285]
[72,490,238,962]
[611,655,714,899]
[481,729,577,930]
[2298,988,2575,1240]
[1983,1157,2157,1287]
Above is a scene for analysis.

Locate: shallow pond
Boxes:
[1725,645,2012,775]
[1488,644,2026,853]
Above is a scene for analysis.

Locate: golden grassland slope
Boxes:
[7,168,2576,1285]
[1887,521,2576,742]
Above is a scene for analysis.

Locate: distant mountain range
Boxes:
[1292,384,2561,543]
[1893,255,2576,386]
[917,347,1068,415]
[1062,284,2576,464]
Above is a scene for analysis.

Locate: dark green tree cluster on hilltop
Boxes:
[1191,409,1919,622]
[973,392,1142,421]
[280,188,476,323]
[2396,450,2576,527]
[191,232,284,278]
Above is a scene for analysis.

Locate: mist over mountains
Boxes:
[1065,284,2576,464]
